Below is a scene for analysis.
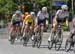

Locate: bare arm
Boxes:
[66,18,69,27]
[21,20,25,34]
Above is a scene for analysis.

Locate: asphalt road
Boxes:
[0,22,74,54]
[0,32,75,54]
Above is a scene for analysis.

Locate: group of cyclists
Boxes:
[9,6,49,41]
[8,4,75,51]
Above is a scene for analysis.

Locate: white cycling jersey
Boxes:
[12,14,22,22]
[56,10,69,19]
[37,11,49,20]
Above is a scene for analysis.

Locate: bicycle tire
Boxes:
[48,32,55,49]
[37,29,43,48]
[37,36,42,48]
[10,31,16,45]
[48,41,53,49]
[23,32,29,46]
[55,33,63,51]
[32,35,37,47]
[65,40,71,52]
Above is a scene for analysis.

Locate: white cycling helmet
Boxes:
[30,12,35,18]
[30,12,35,15]
[15,10,21,14]
[61,5,68,10]
[42,7,47,12]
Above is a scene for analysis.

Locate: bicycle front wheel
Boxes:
[48,32,55,49]
[32,35,36,47]
[65,40,71,52]
[55,33,63,51]
[23,32,29,46]
[37,35,42,48]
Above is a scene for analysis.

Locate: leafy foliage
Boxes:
[67,0,75,14]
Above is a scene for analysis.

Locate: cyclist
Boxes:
[22,12,29,21]
[68,16,75,41]
[21,12,35,38]
[30,12,36,34]
[9,10,23,41]
[51,5,69,33]
[34,7,49,33]
[48,5,69,41]
[21,12,29,35]
[65,16,75,52]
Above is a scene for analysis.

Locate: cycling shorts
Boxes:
[38,19,46,26]
[12,20,22,27]
[57,17,67,23]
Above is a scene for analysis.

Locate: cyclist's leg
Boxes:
[21,22,25,35]
[24,24,28,32]
[16,24,19,32]
[18,22,23,37]
[28,23,33,36]
[9,26,14,35]
[69,29,75,38]
[41,23,44,32]
[9,24,14,40]
[32,23,38,41]
[51,17,57,33]
[42,19,46,31]
[31,25,35,41]
[19,22,22,34]
[22,23,28,37]
[43,19,47,32]
[34,25,38,32]
[16,22,22,40]
[48,19,57,41]
[30,23,35,35]
[9,27,13,40]
[36,19,43,32]
[32,19,40,40]
[51,22,57,33]
[39,20,45,37]
[34,19,40,33]
[67,29,75,42]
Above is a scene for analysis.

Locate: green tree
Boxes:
[67,0,75,21]
[67,0,75,14]
[0,0,18,19]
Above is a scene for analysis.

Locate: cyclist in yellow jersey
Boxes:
[21,12,35,36]
[24,15,34,25]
